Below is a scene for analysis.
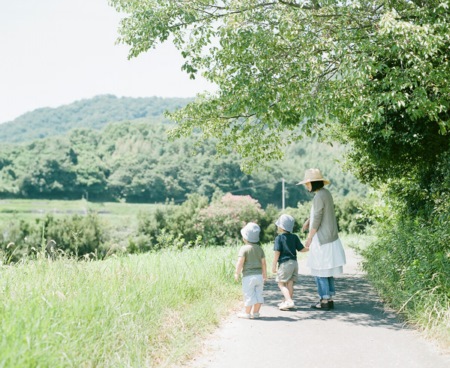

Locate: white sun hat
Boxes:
[275,214,295,233]
[240,222,261,243]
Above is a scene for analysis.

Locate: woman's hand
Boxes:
[302,219,309,232]
[305,228,317,248]
[305,237,312,248]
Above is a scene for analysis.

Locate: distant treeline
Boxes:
[0,95,366,206]
[0,120,366,207]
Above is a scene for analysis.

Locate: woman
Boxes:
[298,168,346,310]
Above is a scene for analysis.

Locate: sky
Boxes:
[0,0,215,124]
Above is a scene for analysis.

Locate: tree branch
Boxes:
[278,0,320,9]
[168,2,278,30]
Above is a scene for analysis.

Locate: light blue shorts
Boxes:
[242,274,264,307]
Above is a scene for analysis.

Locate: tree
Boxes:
[109,0,450,214]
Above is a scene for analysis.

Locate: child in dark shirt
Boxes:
[272,214,308,310]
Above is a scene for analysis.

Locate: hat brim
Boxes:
[296,179,331,185]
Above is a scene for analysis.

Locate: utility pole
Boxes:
[282,178,285,210]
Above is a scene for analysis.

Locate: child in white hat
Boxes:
[234,222,267,319]
[272,214,308,310]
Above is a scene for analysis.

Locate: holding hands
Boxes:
[302,219,309,232]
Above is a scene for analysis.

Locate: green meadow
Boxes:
[0,199,160,227]
[0,246,243,367]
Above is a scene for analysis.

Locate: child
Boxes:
[234,222,267,319]
[272,214,308,310]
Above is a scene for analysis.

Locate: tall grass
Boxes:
[361,219,450,350]
[0,246,241,367]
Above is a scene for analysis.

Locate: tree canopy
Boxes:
[110,0,450,215]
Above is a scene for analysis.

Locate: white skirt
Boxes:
[307,236,346,277]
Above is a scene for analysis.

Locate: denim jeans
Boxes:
[314,276,336,300]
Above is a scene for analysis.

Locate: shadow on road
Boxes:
[260,273,404,330]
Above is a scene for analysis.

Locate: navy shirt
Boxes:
[274,233,304,265]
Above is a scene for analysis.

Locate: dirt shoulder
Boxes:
[181,248,450,368]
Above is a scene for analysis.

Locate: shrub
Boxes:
[134,194,266,248]
[1,219,40,263]
[333,195,373,234]
[1,213,109,262]
[132,194,209,251]
[362,214,450,342]
[258,204,283,243]
[44,213,108,257]
[196,194,265,246]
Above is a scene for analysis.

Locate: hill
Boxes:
[0,95,192,143]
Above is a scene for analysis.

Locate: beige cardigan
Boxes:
[310,188,339,245]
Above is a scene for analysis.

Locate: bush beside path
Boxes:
[181,248,450,368]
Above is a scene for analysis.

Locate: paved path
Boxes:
[181,248,450,368]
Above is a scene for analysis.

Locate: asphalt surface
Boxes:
[181,248,450,368]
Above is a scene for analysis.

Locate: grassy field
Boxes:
[0,198,160,225]
[0,246,242,367]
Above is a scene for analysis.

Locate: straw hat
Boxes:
[296,168,330,185]
[240,222,261,243]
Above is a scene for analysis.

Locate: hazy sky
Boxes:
[0,0,214,124]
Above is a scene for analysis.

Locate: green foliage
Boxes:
[362,214,450,340]
[0,213,109,261]
[0,193,372,263]
[43,213,109,257]
[110,0,449,167]
[109,0,449,213]
[133,194,265,248]
[0,119,367,206]
[334,196,374,234]
[0,219,38,263]
[132,193,371,249]
[196,193,265,246]
[131,194,209,251]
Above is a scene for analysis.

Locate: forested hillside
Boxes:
[0,119,366,207]
[0,95,366,206]
[0,95,192,143]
